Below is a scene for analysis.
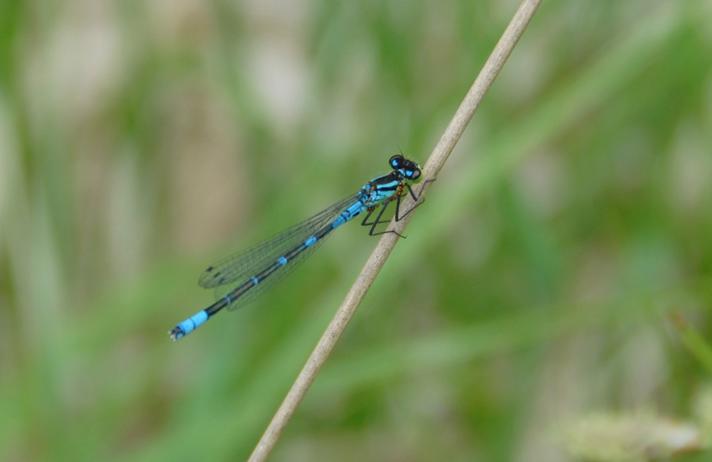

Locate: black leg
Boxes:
[410,178,436,201]
[361,204,393,231]
[361,206,376,227]
[368,200,390,235]
[368,199,406,238]
[406,183,419,201]
[362,203,394,230]
[395,178,436,221]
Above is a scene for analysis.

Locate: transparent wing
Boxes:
[199,193,360,293]
[214,233,326,311]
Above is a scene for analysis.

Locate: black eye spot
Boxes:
[389,154,403,168]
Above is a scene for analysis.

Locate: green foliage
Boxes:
[1,1,711,461]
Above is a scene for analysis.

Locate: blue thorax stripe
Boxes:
[376,180,399,190]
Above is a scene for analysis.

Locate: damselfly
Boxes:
[169,155,432,340]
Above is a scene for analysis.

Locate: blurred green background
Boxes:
[1,0,712,461]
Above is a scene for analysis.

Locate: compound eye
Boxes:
[410,169,421,180]
[389,155,404,169]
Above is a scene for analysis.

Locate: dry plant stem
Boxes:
[248,1,542,460]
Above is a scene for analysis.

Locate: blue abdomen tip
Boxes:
[175,310,208,338]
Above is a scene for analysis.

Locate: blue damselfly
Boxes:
[169,155,431,340]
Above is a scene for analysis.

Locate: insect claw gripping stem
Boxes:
[168,155,429,339]
[392,177,436,223]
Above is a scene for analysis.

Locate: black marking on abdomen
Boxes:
[255,260,283,282]
[206,279,253,316]
[284,244,306,261]
[205,223,337,318]
[315,225,333,240]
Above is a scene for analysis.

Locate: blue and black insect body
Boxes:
[169,155,432,340]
